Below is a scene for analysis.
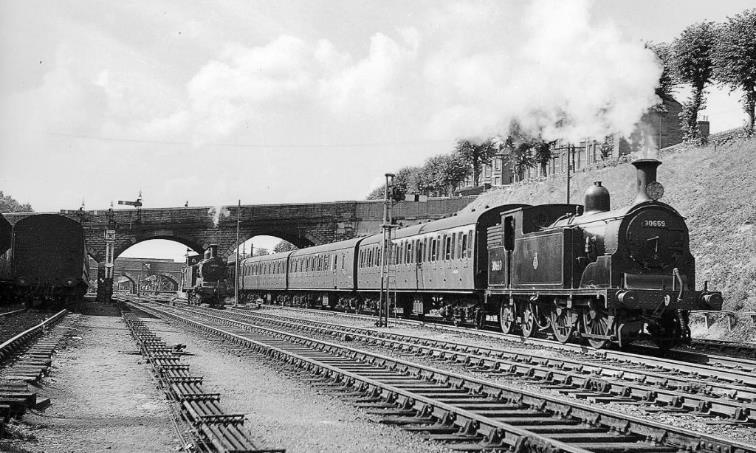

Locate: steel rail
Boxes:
[257,304,756,379]
[129,300,756,453]
[206,307,756,422]
[0,309,68,363]
[0,308,27,318]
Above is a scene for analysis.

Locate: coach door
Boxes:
[331,253,338,289]
[415,238,425,291]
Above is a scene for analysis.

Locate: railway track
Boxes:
[0,309,73,428]
[192,305,756,424]
[126,299,756,453]
[252,304,756,374]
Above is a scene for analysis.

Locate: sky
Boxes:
[1,0,753,260]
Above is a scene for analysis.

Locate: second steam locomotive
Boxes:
[181,244,228,306]
[233,158,722,349]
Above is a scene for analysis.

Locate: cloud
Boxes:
[2,0,662,151]
[168,0,660,145]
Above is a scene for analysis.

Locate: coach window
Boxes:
[467,229,474,258]
[461,233,468,259]
[445,235,452,260]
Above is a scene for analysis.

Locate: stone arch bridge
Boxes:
[5,198,475,262]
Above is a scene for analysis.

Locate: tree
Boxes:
[253,248,270,256]
[501,121,537,181]
[670,21,716,143]
[533,140,554,177]
[454,138,499,187]
[646,41,676,100]
[713,9,756,136]
[273,240,298,253]
[367,166,421,200]
[0,191,33,212]
[419,153,468,196]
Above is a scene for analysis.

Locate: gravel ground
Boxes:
[246,306,756,446]
[1,309,178,453]
[141,315,452,453]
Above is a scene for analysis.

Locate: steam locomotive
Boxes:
[181,244,228,306]
[0,213,90,305]
[234,158,722,348]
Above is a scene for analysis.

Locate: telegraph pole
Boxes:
[101,203,116,303]
[378,173,395,327]
[566,145,572,204]
[235,200,241,306]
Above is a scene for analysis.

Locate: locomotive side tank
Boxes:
[487,159,722,348]
[12,214,89,303]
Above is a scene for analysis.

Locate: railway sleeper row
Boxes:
[0,310,74,429]
[120,307,284,453]
[133,301,756,453]
[202,307,756,423]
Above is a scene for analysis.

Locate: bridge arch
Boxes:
[115,273,137,293]
[114,234,203,260]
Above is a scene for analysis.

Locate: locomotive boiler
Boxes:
[181,244,228,306]
[486,158,722,348]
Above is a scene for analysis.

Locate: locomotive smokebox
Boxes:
[584,181,610,213]
[631,158,662,204]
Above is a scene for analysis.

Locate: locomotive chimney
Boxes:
[631,158,661,204]
[583,181,610,214]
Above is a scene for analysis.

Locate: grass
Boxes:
[464,136,756,313]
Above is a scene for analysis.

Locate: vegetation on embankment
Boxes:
[463,136,756,312]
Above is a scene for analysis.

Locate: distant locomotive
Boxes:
[235,158,722,349]
[11,214,89,304]
[181,244,228,306]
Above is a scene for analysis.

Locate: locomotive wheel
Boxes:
[582,307,613,349]
[520,303,536,338]
[551,307,577,343]
[499,301,516,334]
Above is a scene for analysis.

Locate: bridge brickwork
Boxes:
[4,197,475,263]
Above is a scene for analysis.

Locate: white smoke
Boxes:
[207,205,230,227]
[158,0,662,145]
